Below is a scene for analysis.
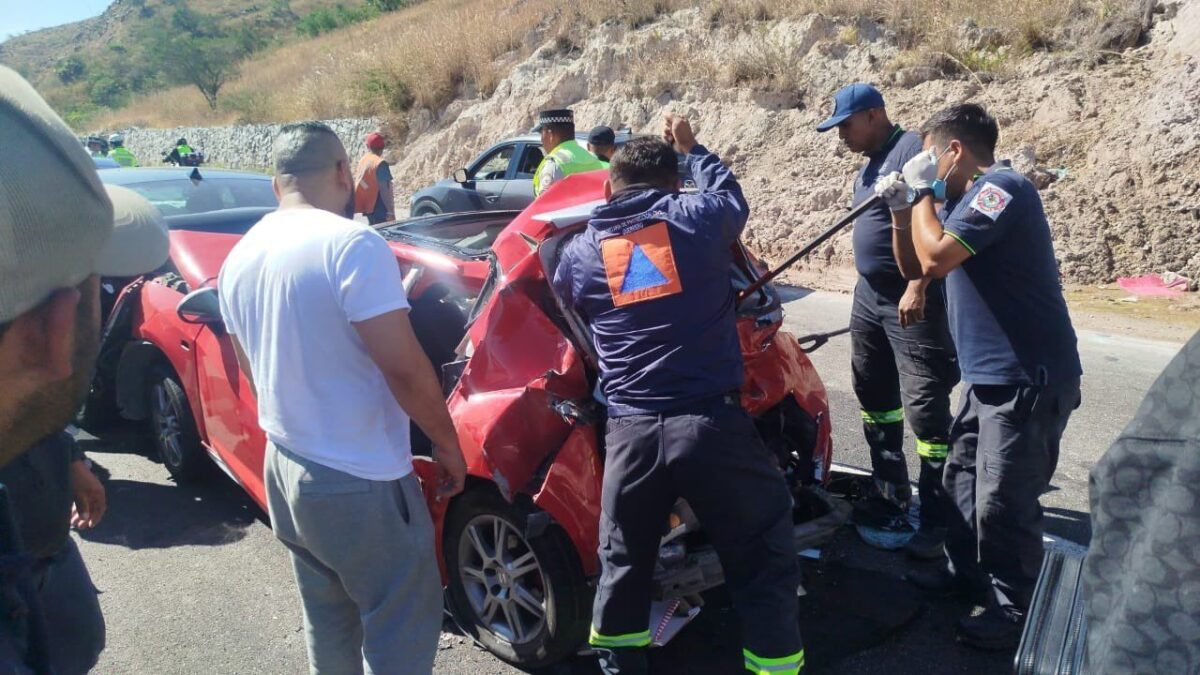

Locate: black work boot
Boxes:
[903,525,947,560]
[956,604,1024,651]
[904,566,986,604]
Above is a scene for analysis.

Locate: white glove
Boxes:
[902,148,940,191]
[874,171,910,212]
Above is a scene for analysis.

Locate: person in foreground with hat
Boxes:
[587,125,618,164]
[354,131,396,225]
[816,83,959,559]
[532,108,607,196]
[0,65,170,672]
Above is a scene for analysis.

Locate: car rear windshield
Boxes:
[122,177,277,216]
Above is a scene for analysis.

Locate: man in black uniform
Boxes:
[883,103,1082,649]
[0,431,108,674]
[817,83,959,557]
[552,115,803,675]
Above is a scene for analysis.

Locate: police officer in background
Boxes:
[817,83,959,557]
[552,115,803,675]
[532,108,606,196]
[879,103,1082,649]
[107,134,138,167]
[587,125,617,164]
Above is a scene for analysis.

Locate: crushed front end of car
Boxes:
[385,172,848,668]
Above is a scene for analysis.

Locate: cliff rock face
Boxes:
[383,2,1200,287]
[119,1,1200,286]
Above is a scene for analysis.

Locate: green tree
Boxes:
[366,0,412,12]
[88,76,126,107]
[141,7,253,110]
[55,55,86,84]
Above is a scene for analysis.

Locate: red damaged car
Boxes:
[85,171,847,668]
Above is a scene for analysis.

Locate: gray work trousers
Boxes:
[264,443,442,675]
[943,380,1081,614]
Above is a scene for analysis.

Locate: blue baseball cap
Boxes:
[816,83,885,132]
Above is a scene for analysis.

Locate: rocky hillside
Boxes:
[374,1,1198,287]
[0,0,365,124]
[79,0,1200,287]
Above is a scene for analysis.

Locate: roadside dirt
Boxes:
[1064,285,1200,343]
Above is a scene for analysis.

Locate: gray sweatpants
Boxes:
[264,443,442,675]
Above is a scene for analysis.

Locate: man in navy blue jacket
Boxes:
[552,116,803,675]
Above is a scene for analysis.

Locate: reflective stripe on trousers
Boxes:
[861,408,904,424]
[589,627,651,649]
[744,647,805,674]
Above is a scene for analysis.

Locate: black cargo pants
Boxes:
[591,394,804,675]
[850,277,959,526]
[943,379,1081,615]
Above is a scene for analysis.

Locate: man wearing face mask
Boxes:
[876,103,1081,650]
[817,83,959,558]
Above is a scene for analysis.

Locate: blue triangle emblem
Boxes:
[620,244,669,294]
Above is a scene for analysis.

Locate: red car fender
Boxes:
[447,273,590,502]
[739,319,834,482]
[411,458,451,579]
[134,280,208,440]
[532,425,604,576]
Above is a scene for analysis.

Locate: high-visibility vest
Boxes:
[354,153,386,215]
[108,146,139,167]
[533,139,606,195]
[176,144,194,156]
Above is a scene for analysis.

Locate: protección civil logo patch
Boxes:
[970,183,1013,221]
[600,222,683,307]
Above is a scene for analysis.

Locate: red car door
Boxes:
[193,325,268,509]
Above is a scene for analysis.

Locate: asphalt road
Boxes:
[73,289,1184,675]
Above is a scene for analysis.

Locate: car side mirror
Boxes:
[176,287,223,326]
[453,168,470,184]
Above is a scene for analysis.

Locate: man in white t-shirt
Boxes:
[218,121,466,675]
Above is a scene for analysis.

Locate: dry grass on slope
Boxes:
[91,0,1133,130]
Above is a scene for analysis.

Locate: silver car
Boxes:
[409,131,634,217]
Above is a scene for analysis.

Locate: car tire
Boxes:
[413,200,442,217]
[147,363,208,482]
[444,489,589,669]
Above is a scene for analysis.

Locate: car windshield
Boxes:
[120,177,277,216]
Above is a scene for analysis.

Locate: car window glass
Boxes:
[122,177,277,216]
[516,146,544,178]
[473,146,513,181]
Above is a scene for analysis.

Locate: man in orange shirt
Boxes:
[354,132,396,225]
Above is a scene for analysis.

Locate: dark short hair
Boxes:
[609,137,679,188]
[0,321,9,341]
[274,121,345,175]
[919,103,999,160]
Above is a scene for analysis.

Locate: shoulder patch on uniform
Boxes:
[600,222,683,307]
[970,183,1013,221]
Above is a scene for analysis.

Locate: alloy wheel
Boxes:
[457,514,550,645]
